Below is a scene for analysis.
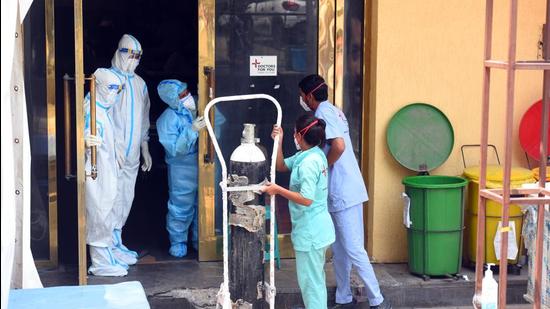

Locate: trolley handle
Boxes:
[203,94,283,182]
[203,94,282,309]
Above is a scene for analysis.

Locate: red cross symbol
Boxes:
[252,58,261,68]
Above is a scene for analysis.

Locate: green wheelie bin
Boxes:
[387,103,468,279]
[403,176,468,278]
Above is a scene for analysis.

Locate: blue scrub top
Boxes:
[284,146,335,252]
[315,101,369,212]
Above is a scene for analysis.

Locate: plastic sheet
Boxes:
[8,281,150,309]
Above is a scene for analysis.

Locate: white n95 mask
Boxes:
[299,96,311,112]
[180,94,196,111]
[294,136,301,151]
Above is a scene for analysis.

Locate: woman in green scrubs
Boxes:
[262,114,336,309]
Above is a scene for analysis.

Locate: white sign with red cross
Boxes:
[250,56,277,76]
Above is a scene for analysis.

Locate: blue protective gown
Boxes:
[156,80,199,257]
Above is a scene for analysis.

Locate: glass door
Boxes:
[23,0,59,270]
[198,0,320,261]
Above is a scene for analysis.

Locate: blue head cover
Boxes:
[157,79,188,110]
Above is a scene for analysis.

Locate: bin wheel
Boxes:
[444,274,460,281]
[508,264,522,276]
[422,275,430,281]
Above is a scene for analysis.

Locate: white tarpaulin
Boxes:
[2,1,42,309]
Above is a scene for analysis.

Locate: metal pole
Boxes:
[498,0,520,307]
[74,0,87,286]
[63,74,72,179]
[534,4,550,308]
[89,75,97,180]
[474,0,494,305]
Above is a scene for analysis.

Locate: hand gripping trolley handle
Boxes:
[204,94,282,309]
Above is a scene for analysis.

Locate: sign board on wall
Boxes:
[250,56,277,76]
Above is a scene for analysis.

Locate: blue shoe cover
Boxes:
[169,243,187,258]
[88,246,128,277]
[113,229,138,258]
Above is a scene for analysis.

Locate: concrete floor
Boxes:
[38,259,531,308]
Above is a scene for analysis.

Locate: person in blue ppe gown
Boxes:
[84,68,128,276]
[298,74,392,309]
[157,79,206,257]
[110,34,152,265]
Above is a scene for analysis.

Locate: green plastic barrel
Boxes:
[403,175,468,277]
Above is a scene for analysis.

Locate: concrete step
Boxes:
[39,261,530,309]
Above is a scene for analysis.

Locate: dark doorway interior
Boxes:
[55,0,199,266]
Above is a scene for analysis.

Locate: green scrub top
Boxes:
[284,146,335,252]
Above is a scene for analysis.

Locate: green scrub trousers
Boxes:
[295,246,329,309]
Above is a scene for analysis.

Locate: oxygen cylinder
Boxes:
[228,123,268,307]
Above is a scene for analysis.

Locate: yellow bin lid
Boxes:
[532,167,550,181]
[463,165,535,188]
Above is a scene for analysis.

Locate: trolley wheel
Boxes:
[422,275,430,281]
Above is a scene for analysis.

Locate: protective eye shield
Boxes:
[118,48,142,59]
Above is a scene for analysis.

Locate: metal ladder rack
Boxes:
[474,0,550,308]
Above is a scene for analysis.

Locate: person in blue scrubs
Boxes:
[298,74,391,309]
[262,114,335,309]
[157,79,206,257]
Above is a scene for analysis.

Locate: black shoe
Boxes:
[331,301,356,309]
[370,299,392,309]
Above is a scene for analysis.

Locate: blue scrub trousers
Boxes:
[331,204,384,306]
[295,246,329,309]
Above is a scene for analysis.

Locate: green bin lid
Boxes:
[387,103,454,172]
[402,175,468,189]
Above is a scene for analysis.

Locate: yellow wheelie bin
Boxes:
[532,166,550,182]
[462,165,536,266]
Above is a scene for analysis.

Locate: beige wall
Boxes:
[367,0,547,262]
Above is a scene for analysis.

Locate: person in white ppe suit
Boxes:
[84,68,128,276]
[110,34,152,264]
[156,80,206,257]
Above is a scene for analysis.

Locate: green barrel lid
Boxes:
[387,103,454,172]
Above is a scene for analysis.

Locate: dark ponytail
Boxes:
[295,114,326,148]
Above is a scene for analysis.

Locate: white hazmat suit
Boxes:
[110,34,152,260]
[85,68,128,277]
